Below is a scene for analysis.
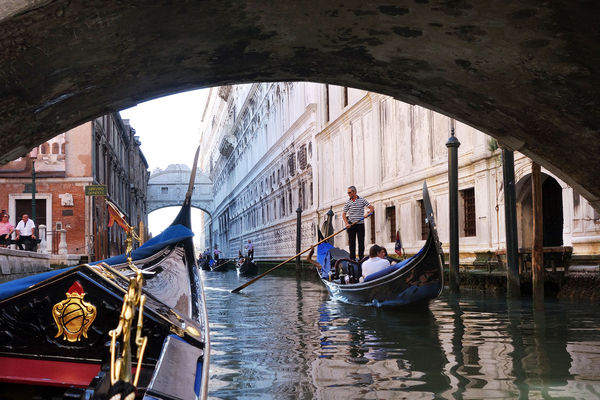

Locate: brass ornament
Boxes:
[52,281,97,342]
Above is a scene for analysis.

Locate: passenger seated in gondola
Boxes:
[360,245,390,282]
[380,247,399,265]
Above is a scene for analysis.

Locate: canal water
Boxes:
[202,266,600,399]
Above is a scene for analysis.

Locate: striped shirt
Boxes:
[343,196,370,224]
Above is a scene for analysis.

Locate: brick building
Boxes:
[0,113,149,261]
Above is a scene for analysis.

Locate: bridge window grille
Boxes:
[161,187,168,194]
[461,188,476,237]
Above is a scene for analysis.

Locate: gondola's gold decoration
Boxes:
[106,200,147,387]
[52,281,97,342]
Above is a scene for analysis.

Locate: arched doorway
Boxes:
[516,174,564,248]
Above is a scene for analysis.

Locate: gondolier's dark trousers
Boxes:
[347,223,365,261]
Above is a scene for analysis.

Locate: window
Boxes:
[52,143,59,154]
[386,206,396,243]
[461,188,476,237]
[370,214,376,244]
[343,87,348,107]
[161,187,168,194]
[41,143,49,154]
[418,200,429,240]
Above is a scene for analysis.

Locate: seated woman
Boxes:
[360,245,390,282]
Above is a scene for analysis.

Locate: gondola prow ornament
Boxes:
[52,281,97,342]
[106,200,148,391]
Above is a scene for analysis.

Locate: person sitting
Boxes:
[0,214,15,247]
[15,214,36,251]
[360,245,391,282]
[380,247,399,265]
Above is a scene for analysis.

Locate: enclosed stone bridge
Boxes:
[0,1,599,210]
[147,165,213,215]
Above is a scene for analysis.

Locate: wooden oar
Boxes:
[231,213,372,293]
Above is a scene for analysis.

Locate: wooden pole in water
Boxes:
[502,148,520,298]
[446,126,461,294]
[531,162,544,310]
[295,204,302,269]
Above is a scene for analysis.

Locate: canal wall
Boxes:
[0,247,51,283]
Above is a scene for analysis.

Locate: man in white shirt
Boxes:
[360,245,390,281]
[15,214,36,251]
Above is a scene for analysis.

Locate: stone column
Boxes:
[38,224,47,254]
[58,229,68,255]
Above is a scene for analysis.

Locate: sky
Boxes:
[119,88,210,241]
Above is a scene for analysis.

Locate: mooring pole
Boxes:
[446,126,461,293]
[296,204,302,269]
[502,148,520,297]
[531,162,544,310]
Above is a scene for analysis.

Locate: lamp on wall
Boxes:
[29,147,38,223]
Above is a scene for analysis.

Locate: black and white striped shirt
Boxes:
[343,196,370,224]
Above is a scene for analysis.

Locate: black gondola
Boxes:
[198,257,211,271]
[314,182,444,307]
[0,150,210,399]
[210,258,231,272]
[236,257,258,276]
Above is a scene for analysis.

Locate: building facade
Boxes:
[200,83,600,262]
[0,113,149,261]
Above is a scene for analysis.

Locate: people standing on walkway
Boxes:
[245,239,254,260]
[0,214,15,247]
[15,214,36,251]
[213,245,221,261]
[342,186,374,261]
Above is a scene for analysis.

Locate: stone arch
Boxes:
[0,1,599,210]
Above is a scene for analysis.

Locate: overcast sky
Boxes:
[119,88,209,241]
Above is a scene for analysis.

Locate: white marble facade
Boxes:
[199,83,600,260]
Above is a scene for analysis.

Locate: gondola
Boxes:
[313,182,444,307]
[209,258,231,272]
[236,257,258,276]
[198,257,211,271]
[0,150,210,399]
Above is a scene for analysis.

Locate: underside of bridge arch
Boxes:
[147,203,212,216]
[1,1,598,209]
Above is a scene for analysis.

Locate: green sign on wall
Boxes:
[85,185,107,196]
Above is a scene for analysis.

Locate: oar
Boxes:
[231,213,372,293]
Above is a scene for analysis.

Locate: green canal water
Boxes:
[202,265,600,399]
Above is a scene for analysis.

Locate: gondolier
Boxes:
[342,186,374,261]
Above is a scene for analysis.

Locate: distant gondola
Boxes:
[199,257,211,271]
[312,182,444,307]
[210,258,231,272]
[236,257,258,276]
[0,150,210,399]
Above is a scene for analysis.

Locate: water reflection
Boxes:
[203,268,600,399]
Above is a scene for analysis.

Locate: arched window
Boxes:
[61,143,65,154]
[52,143,59,154]
[41,143,49,154]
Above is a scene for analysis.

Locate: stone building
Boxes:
[200,83,600,264]
[0,113,149,262]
